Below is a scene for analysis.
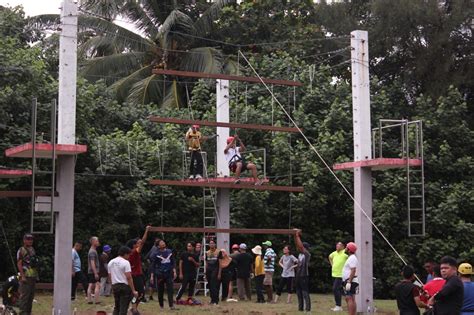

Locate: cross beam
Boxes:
[148,226,298,235]
[0,191,56,198]
[152,69,303,87]
[149,116,300,133]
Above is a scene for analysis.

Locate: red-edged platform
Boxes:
[0,191,54,198]
[5,143,87,158]
[150,178,304,192]
[0,168,32,178]
[333,158,422,171]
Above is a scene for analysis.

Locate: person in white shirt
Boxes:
[224,135,261,185]
[108,246,138,315]
[342,242,358,315]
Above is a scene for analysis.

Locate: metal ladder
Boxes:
[404,121,425,237]
[30,98,57,234]
[194,158,218,296]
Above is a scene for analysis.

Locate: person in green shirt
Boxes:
[328,241,348,312]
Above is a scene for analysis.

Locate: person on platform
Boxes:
[150,240,178,310]
[176,242,199,304]
[394,265,428,315]
[234,243,254,301]
[458,263,474,315]
[127,226,150,315]
[99,244,112,297]
[71,241,88,300]
[252,245,266,303]
[329,241,348,312]
[294,230,311,312]
[87,236,101,304]
[17,233,39,315]
[224,135,262,185]
[205,239,220,305]
[275,245,298,304]
[185,124,215,179]
[108,246,138,315]
[428,256,464,315]
[342,242,358,315]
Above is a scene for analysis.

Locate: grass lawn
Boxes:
[27,292,398,314]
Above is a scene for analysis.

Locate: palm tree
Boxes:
[31,0,237,106]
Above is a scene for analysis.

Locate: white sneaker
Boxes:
[189,175,195,179]
[331,306,343,311]
[195,174,203,179]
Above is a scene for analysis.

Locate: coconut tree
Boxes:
[31,0,237,106]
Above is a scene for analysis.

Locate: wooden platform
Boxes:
[149,116,300,133]
[149,178,304,192]
[5,143,87,158]
[0,191,55,198]
[333,158,422,171]
[152,69,303,87]
[0,168,32,178]
[148,226,298,235]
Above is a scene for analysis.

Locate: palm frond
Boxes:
[161,80,184,108]
[79,35,118,57]
[80,51,147,82]
[111,65,154,102]
[179,47,225,74]
[158,9,195,50]
[127,74,163,105]
[193,0,236,35]
[80,0,126,21]
[121,1,159,39]
[28,14,60,31]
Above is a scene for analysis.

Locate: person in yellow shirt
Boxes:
[252,245,265,303]
[185,125,215,179]
[328,241,348,312]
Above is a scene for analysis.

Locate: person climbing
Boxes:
[185,124,215,179]
[224,134,262,185]
[275,245,298,304]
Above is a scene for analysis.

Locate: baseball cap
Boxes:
[231,244,239,250]
[239,243,247,250]
[192,124,200,129]
[103,245,112,252]
[23,234,34,240]
[262,241,272,247]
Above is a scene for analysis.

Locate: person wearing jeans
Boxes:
[71,241,88,300]
[108,246,138,315]
[294,230,311,312]
[328,242,348,311]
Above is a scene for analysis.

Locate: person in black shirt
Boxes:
[205,240,220,305]
[429,256,464,315]
[176,242,199,304]
[394,265,428,315]
[234,243,254,301]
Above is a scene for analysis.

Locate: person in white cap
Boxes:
[252,245,265,303]
[234,243,253,300]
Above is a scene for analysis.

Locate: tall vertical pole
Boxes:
[216,80,230,250]
[54,0,77,313]
[351,30,373,313]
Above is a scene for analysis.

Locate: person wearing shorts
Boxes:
[87,236,101,305]
[275,245,298,303]
[127,226,150,315]
[224,135,261,185]
[342,242,359,315]
[262,241,276,302]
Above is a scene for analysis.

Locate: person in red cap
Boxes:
[227,244,240,301]
[342,242,358,315]
[224,134,261,185]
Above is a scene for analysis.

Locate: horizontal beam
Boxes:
[5,143,87,159]
[149,179,304,193]
[148,226,298,235]
[333,158,422,171]
[0,191,56,198]
[152,69,303,87]
[149,116,300,133]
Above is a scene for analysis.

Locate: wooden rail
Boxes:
[152,69,303,87]
[149,116,300,133]
[0,191,57,198]
[148,226,298,235]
